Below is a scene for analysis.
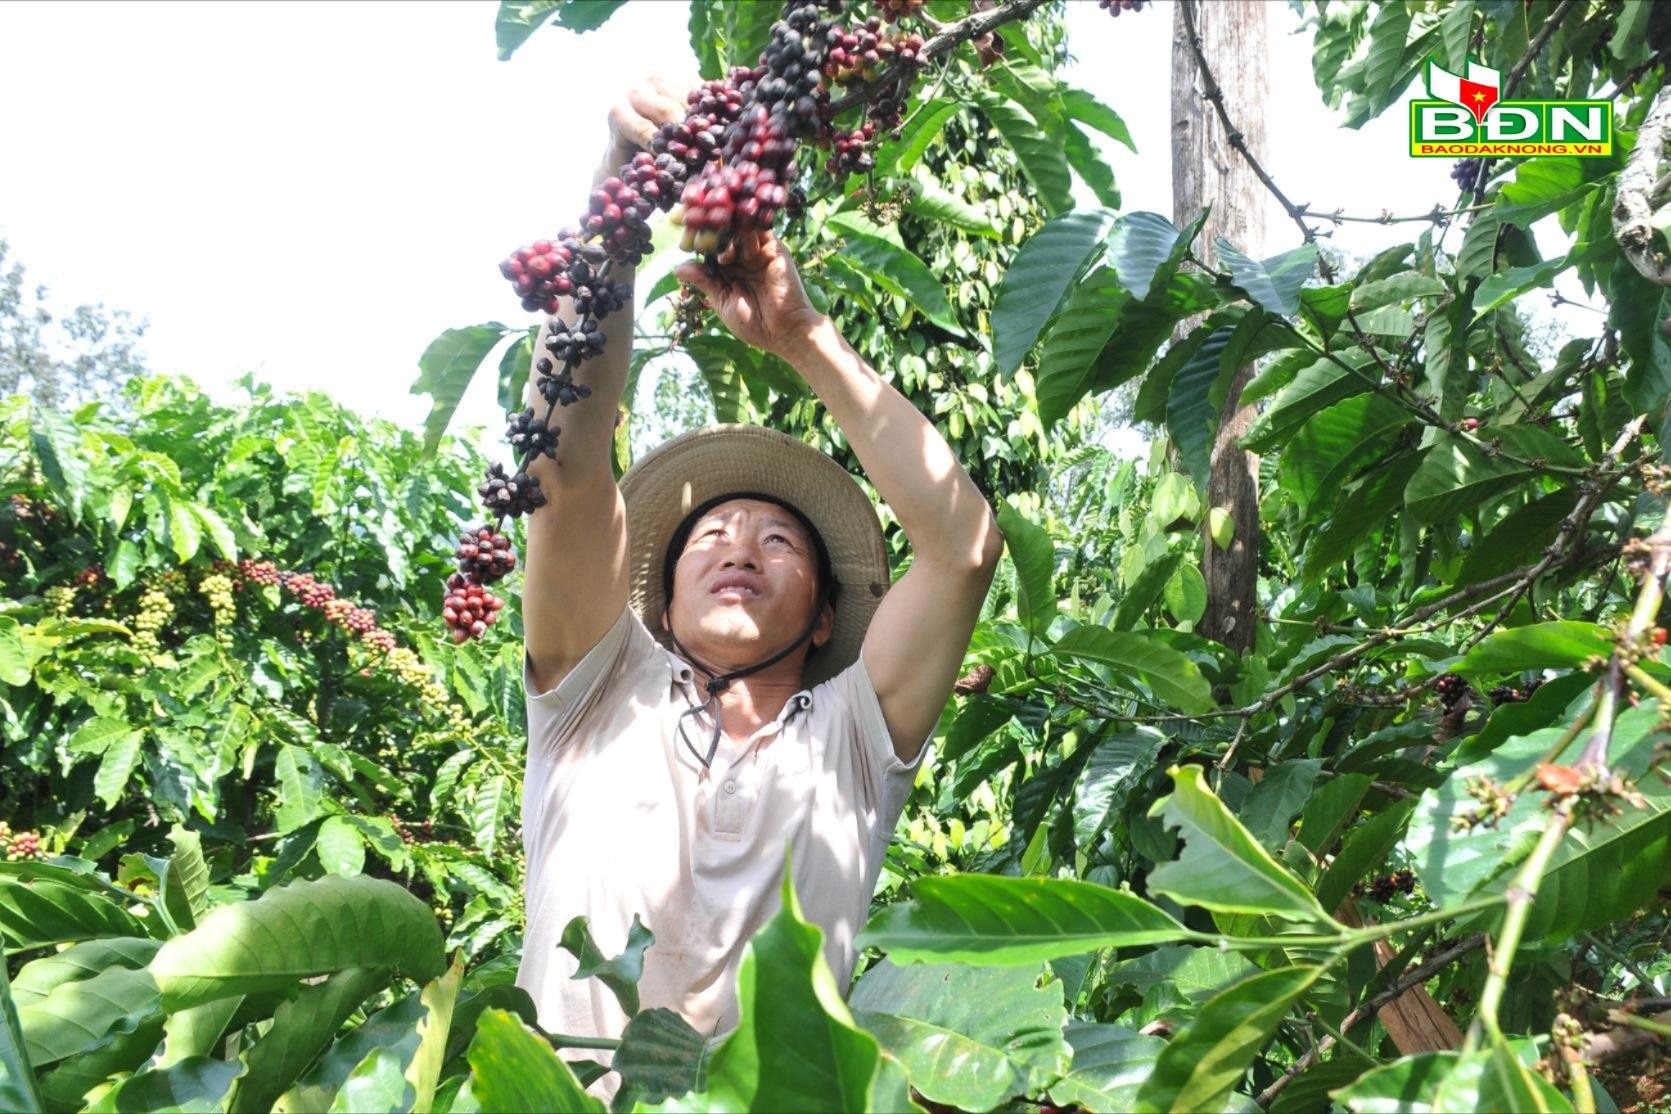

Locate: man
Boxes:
[515,77,1003,1083]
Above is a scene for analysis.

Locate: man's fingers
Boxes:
[735,230,773,269]
[648,72,699,106]
[674,262,712,297]
[628,86,686,128]
[608,101,657,150]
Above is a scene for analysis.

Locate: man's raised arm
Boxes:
[522,79,686,694]
[675,232,1004,761]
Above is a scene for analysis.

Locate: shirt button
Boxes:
[722,779,738,795]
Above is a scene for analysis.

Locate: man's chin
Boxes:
[694,615,764,643]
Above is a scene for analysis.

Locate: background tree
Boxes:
[0,240,149,413]
[1170,0,1265,656]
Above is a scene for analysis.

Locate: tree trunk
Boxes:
[1171,0,1267,655]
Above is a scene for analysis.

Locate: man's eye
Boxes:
[702,528,724,538]
[767,533,789,544]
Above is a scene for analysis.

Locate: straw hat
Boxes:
[618,424,890,688]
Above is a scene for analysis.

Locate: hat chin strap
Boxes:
[666,584,831,771]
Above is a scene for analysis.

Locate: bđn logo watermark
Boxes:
[1409,58,1612,157]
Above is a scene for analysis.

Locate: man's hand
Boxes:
[673,230,826,358]
[603,75,692,174]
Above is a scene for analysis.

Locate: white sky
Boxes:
[0,0,1595,455]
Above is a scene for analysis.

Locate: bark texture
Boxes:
[1170,0,1267,654]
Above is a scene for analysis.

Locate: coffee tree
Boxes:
[6,0,1671,1110]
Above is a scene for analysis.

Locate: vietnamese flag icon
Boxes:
[1427,58,1503,123]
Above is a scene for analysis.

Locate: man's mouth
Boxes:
[710,577,763,598]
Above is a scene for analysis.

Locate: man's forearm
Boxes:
[778,316,1001,571]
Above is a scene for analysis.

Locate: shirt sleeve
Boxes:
[524,602,661,755]
[828,651,931,821]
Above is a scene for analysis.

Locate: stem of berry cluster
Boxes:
[1466,800,1574,1050]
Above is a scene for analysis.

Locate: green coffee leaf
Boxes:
[858,874,1192,965]
[997,504,1057,638]
[558,914,653,1017]
[1107,212,1202,301]
[1148,766,1338,927]
[467,1009,604,1112]
[992,208,1119,376]
[1455,621,1613,676]
[150,876,443,1010]
[1135,965,1322,1113]
[689,874,895,1111]
[850,960,1070,1112]
[1050,627,1213,714]
[1037,268,1128,427]
[0,878,146,955]
[412,324,513,457]
[84,1056,243,1114]
[1049,1023,1162,1112]
[1216,240,1318,318]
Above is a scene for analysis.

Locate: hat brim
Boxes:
[618,424,890,689]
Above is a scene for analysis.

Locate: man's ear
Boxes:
[812,599,835,649]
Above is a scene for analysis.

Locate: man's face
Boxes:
[662,498,834,671]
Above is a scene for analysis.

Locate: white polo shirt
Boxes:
[516,601,928,1072]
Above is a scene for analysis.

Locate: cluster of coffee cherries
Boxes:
[824,17,924,81]
[8,494,57,523]
[826,119,878,175]
[0,821,42,862]
[1488,678,1543,705]
[133,583,175,662]
[455,526,518,582]
[506,407,559,460]
[390,814,439,846]
[223,560,460,726]
[323,598,380,635]
[236,558,282,587]
[1435,672,1471,709]
[1097,0,1145,14]
[442,574,506,644]
[1352,868,1417,903]
[876,0,924,20]
[542,319,607,368]
[200,571,237,644]
[277,570,337,610]
[586,176,659,264]
[226,559,382,651]
[478,463,547,519]
[501,238,635,318]
[1451,158,1484,194]
[672,3,836,251]
[44,584,77,617]
[501,238,578,315]
[650,72,754,175]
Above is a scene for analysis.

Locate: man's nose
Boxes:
[721,542,761,570]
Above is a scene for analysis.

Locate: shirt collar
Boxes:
[668,653,813,725]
